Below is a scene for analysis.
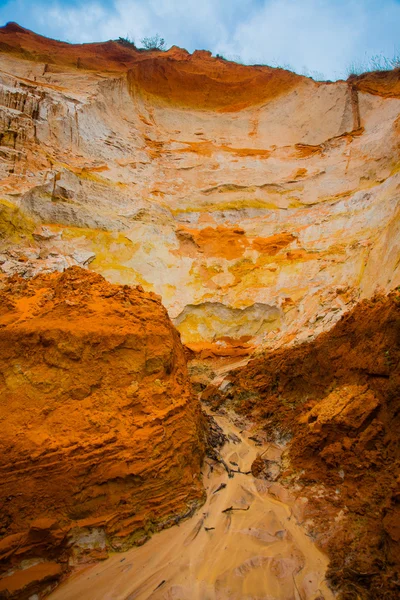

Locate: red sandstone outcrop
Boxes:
[0,267,205,598]
[206,292,400,598]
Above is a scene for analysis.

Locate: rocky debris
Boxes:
[250,455,266,478]
[200,383,226,410]
[0,267,205,597]
[203,413,233,478]
[204,413,228,452]
[251,455,281,481]
[214,291,400,599]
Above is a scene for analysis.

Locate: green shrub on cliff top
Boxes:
[140,34,166,51]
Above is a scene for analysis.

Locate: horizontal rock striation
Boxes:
[0,23,399,352]
[0,267,205,598]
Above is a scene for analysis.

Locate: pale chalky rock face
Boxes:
[1,23,399,351]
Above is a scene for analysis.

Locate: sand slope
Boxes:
[50,410,334,600]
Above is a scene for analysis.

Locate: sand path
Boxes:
[50,407,335,600]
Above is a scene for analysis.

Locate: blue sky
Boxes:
[0,0,399,79]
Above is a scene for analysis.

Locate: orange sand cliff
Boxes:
[0,22,304,111]
[0,267,205,598]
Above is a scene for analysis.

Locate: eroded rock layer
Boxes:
[0,267,205,598]
[0,23,399,353]
[204,292,400,599]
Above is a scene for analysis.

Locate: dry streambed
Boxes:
[50,410,334,600]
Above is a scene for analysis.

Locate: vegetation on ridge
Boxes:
[141,34,167,51]
[116,33,167,51]
[346,52,400,76]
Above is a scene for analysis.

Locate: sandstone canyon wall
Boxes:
[202,291,400,599]
[1,22,400,600]
[0,23,399,355]
[0,267,205,598]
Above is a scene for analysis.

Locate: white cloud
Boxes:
[215,0,361,79]
[213,0,400,79]
[1,0,400,79]
[43,3,112,42]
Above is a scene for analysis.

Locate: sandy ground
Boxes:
[50,410,335,600]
